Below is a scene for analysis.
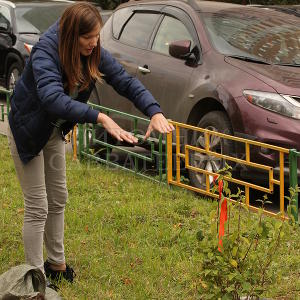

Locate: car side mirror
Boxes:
[169,40,191,59]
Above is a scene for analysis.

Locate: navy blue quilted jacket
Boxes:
[8,21,162,164]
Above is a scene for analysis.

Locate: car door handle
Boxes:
[138,66,151,74]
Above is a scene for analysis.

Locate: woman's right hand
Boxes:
[97,112,138,144]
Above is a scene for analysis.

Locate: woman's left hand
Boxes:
[144,113,174,140]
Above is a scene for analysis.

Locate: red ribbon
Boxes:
[217,179,227,252]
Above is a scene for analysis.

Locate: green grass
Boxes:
[0,134,300,299]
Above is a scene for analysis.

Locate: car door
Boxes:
[96,6,162,128]
[134,6,200,126]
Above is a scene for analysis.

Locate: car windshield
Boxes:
[15,4,69,34]
[200,7,300,65]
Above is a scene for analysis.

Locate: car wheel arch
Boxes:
[185,97,234,143]
[186,97,228,126]
[5,52,24,75]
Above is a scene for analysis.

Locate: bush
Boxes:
[197,165,299,299]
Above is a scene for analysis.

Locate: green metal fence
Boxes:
[0,88,11,122]
[77,102,165,183]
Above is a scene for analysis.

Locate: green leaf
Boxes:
[225,286,235,292]
[227,273,236,281]
[229,259,238,268]
[222,293,233,300]
[241,236,250,246]
[232,246,238,257]
[261,222,270,238]
[275,221,282,231]
[242,282,252,292]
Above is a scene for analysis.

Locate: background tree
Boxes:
[93,0,128,10]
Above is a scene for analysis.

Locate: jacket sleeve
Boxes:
[99,47,162,118]
[31,48,99,124]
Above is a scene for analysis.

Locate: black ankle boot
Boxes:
[44,261,76,283]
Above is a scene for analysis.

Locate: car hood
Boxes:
[224,57,300,96]
[18,33,40,45]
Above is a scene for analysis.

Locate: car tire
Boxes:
[6,62,22,90]
[188,110,234,189]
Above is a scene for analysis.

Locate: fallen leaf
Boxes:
[17,208,24,214]
[174,223,183,229]
[199,278,207,289]
[121,277,132,285]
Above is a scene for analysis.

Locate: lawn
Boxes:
[0,134,299,299]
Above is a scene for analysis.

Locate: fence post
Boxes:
[78,123,84,160]
[289,149,298,222]
[167,130,172,183]
[158,134,163,182]
[72,125,77,161]
[0,104,4,121]
[6,90,10,116]
[0,88,11,122]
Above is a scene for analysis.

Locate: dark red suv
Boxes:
[92,0,300,187]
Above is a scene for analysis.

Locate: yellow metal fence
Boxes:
[167,120,290,218]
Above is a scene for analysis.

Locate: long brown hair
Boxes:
[59,2,103,93]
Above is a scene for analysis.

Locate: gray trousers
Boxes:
[7,125,68,272]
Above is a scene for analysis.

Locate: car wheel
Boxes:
[6,62,22,90]
[188,111,234,189]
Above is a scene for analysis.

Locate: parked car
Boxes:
[92,0,300,187]
[0,0,75,90]
[0,0,110,91]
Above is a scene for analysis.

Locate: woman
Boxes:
[7,2,174,284]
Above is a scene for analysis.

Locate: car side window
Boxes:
[152,15,194,56]
[0,6,11,31]
[112,7,133,39]
[119,12,160,49]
